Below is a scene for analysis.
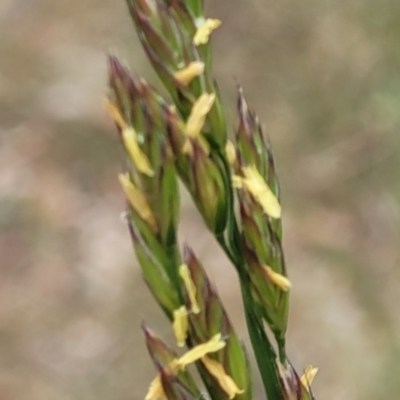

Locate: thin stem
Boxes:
[239,275,285,400]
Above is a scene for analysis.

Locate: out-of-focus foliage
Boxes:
[0,1,399,399]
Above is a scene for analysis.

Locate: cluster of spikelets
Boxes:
[106,1,317,399]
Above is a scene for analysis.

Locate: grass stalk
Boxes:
[106,1,318,399]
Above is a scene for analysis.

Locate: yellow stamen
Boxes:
[263,266,291,292]
[173,306,189,347]
[186,93,215,139]
[202,357,244,399]
[122,127,155,177]
[174,61,205,86]
[105,101,154,177]
[105,99,127,130]
[182,93,215,155]
[119,173,157,231]
[225,140,237,167]
[300,365,318,392]
[194,19,222,46]
[179,264,200,314]
[176,334,226,369]
[145,375,166,400]
[236,166,281,219]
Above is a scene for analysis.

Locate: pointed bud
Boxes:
[233,87,289,350]
[143,324,178,367]
[129,223,180,318]
[236,88,281,225]
[236,87,269,175]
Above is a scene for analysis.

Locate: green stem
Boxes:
[239,275,285,400]
[277,337,287,365]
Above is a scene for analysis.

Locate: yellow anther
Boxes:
[301,365,318,392]
[194,19,222,45]
[145,375,166,400]
[179,264,200,314]
[186,93,215,139]
[239,166,281,219]
[105,99,127,130]
[263,266,291,292]
[122,127,154,177]
[172,306,189,347]
[119,173,157,231]
[174,61,205,86]
[176,334,226,369]
[202,356,244,399]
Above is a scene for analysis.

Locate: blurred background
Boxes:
[1,0,400,399]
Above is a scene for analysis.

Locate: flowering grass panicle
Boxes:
[107,1,318,399]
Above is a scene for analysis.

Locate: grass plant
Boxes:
[106,1,318,399]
